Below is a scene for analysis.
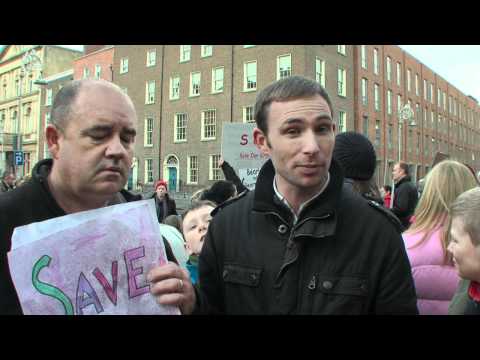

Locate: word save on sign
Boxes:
[31,246,150,315]
[8,200,178,315]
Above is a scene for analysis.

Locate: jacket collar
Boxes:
[253,158,345,223]
[395,175,411,187]
[31,159,141,214]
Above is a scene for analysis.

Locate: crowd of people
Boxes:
[1,76,480,315]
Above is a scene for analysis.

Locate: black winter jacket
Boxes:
[194,159,418,314]
[150,193,177,223]
[392,176,418,229]
[0,159,177,315]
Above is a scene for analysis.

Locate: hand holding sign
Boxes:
[148,262,196,315]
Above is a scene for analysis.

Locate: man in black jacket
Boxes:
[0,170,15,193]
[392,161,418,229]
[0,79,178,315]
[149,76,418,314]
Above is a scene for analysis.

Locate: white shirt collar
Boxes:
[273,172,330,224]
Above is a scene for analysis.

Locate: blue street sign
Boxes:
[15,151,24,166]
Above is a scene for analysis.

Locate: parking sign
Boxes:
[15,151,24,166]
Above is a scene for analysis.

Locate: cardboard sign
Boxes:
[8,200,179,315]
[221,123,269,190]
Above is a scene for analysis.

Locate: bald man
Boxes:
[0,80,176,314]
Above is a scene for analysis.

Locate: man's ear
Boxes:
[253,127,271,156]
[45,125,62,159]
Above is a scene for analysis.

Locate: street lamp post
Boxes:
[15,49,43,178]
[398,103,416,161]
[391,103,416,208]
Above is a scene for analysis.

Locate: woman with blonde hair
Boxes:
[403,160,478,314]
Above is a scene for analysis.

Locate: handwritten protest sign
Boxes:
[8,200,179,315]
[221,123,269,190]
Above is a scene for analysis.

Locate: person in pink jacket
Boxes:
[403,160,478,314]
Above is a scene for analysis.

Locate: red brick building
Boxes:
[353,45,480,186]
[73,46,114,81]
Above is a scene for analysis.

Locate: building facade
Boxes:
[73,46,114,81]
[0,45,82,176]
[113,45,355,192]
[354,45,480,186]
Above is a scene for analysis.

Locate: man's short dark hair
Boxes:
[254,75,334,135]
[50,80,84,131]
[398,161,409,176]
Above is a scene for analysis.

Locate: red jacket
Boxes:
[384,193,391,208]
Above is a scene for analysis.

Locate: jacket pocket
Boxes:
[222,263,262,287]
[306,274,368,314]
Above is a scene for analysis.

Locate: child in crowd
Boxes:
[447,187,480,315]
[181,200,216,285]
[382,185,392,209]
[403,161,477,314]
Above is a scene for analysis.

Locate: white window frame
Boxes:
[373,48,379,75]
[169,76,180,100]
[386,57,391,82]
[337,68,346,97]
[337,45,346,55]
[430,83,434,104]
[147,49,156,67]
[415,74,419,96]
[374,83,380,111]
[209,154,222,181]
[277,54,292,80]
[211,67,224,94]
[201,109,217,141]
[190,71,201,97]
[180,45,191,62]
[120,57,129,74]
[407,69,411,92]
[361,45,367,69]
[187,156,198,184]
[145,80,155,104]
[201,45,213,58]
[144,159,153,184]
[315,58,325,87]
[243,61,257,91]
[83,67,90,79]
[387,90,392,115]
[423,80,428,100]
[95,64,101,79]
[144,116,154,147]
[338,111,347,133]
[361,78,368,106]
[396,62,401,87]
[243,105,255,123]
[174,113,187,143]
[44,112,51,128]
[397,94,402,114]
[45,88,53,106]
